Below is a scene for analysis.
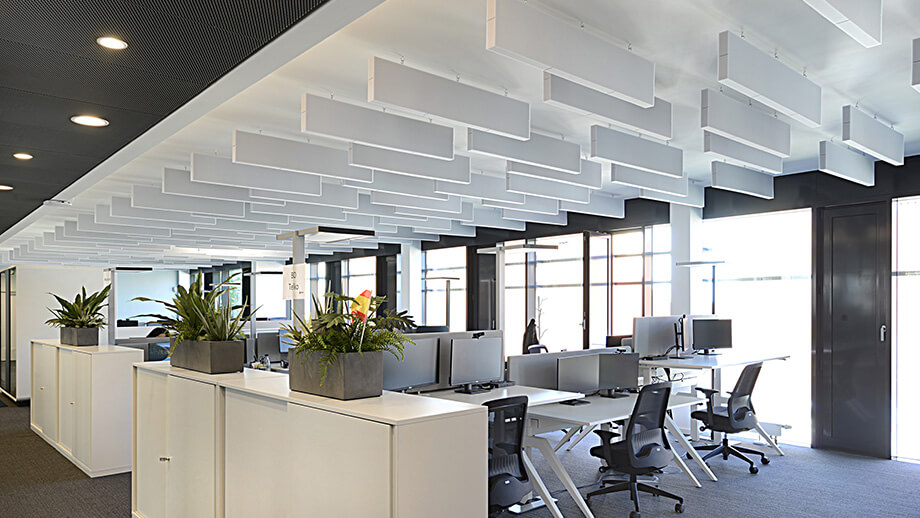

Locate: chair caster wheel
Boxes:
[629,512,640,518]
[761,457,770,465]
[598,466,608,473]
[749,466,759,474]
[675,502,685,513]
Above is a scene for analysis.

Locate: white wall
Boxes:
[116,270,179,323]
[15,264,105,400]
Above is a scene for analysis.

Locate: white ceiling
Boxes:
[4,0,920,265]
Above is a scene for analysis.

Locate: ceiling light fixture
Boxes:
[13,152,33,160]
[71,115,109,127]
[96,36,128,50]
[0,185,13,191]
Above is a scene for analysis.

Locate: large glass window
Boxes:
[534,234,583,352]
[604,225,672,338]
[342,257,376,299]
[504,240,527,353]
[309,262,327,316]
[893,196,920,462]
[422,247,467,331]
[254,273,287,320]
[692,209,812,446]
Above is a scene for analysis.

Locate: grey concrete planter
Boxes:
[170,340,245,374]
[60,327,99,346]
[289,350,383,400]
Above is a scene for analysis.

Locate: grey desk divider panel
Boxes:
[383,336,440,391]
[507,349,631,390]
[385,329,504,392]
[256,332,282,362]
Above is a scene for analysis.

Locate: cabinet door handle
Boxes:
[159,456,171,462]
[69,401,75,406]
[39,386,44,391]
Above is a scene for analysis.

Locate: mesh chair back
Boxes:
[484,396,529,479]
[728,362,762,428]
[625,382,672,470]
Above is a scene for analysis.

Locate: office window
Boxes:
[893,196,920,462]
[422,247,466,331]
[342,256,376,299]
[504,240,527,354]
[604,225,672,338]
[308,262,327,315]
[693,209,812,446]
[588,234,611,348]
[534,234,583,352]
[254,274,287,320]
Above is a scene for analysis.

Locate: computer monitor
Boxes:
[410,325,450,334]
[556,354,600,394]
[691,319,732,354]
[279,333,295,354]
[632,316,681,358]
[598,353,639,398]
[383,337,439,391]
[450,337,504,393]
[256,332,282,363]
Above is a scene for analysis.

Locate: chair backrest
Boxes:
[728,362,762,429]
[527,344,548,354]
[625,382,672,470]
[484,396,530,511]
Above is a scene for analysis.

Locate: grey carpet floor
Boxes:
[2,391,919,517]
[0,395,129,517]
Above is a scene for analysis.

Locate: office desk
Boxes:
[527,393,713,518]
[640,351,788,450]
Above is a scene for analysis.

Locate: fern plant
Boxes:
[46,285,112,329]
[283,292,415,385]
[133,272,255,352]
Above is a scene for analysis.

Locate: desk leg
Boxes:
[520,450,564,518]
[527,436,595,518]
[711,368,722,443]
[566,424,597,451]
[753,421,786,456]
[664,413,718,483]
[553,426,581,452]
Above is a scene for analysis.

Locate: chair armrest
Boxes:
[593,429,620,464]
[694,388,717,424]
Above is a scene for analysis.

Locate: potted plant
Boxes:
[46,285,111,346]
[283,290,414,400]
[133,273,254,374]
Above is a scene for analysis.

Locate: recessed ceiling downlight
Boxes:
[96,36,128,50]
[0,185,14,191]
[71,115,109,127]
[13,152,33,160]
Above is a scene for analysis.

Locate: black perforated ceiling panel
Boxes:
[0,0,329,234]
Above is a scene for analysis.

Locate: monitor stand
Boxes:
[455,383,490,394]
[559,398,590,406]
[696,349,722,355]
[600,388,629,399]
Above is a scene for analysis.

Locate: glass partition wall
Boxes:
[893,196,920,462]
[422,247,467,331]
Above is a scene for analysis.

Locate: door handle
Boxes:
[880,325,887,342]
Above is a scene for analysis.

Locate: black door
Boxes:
[814,201,891,458]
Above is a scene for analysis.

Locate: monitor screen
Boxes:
[256,332,282,362]
[692,319,732,350]
[557,354,600,394]
[632,316,681,357]
[383,337,439,391]
[598,353,639,391]
[450,337,503,386]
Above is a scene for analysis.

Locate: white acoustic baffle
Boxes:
[703,131,783,174]
[467,128,581,174]
[802,0,882,48]
[819,140,876,187]
[841,105,904,166]
[487,0,655,107]
[590,125,682,178]
[611,164,688,197]
[718,30,822,128]
[711,161,774,199]
[543,72,671,140]
[701,89,791,157]
[368,57,530,140]
[301,93,454,160]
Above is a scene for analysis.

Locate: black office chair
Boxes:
[484,396,533,517]
[587,382,684,517]
[526,344,548,354]
[688,362,769,474]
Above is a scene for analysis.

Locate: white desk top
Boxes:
[134,361,285,385]
[222,375,484,427]
[429,385,584,407]
[529,393,705,428]
[639,351,789,370]
[33,338,144,356]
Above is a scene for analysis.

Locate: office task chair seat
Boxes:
[587,383,684,516]
[688,363,770,474]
